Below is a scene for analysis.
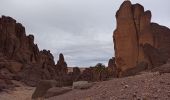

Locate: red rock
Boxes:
[113,1,170,77]
[114,1,139,73]
[0,16,69,86]
[72,67,81,81]
[80,64,108,82]
[56,53,68,75]
[107,57,116,77]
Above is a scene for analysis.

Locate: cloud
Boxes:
[0,0,170,67]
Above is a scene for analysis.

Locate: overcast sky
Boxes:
[0,0,170,67]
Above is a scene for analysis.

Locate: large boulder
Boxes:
[72,81,93,90]
[113,1,170,77]
[45,87,72,98]
[32,80,59,99]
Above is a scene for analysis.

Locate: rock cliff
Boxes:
[0,16,68,87]
[113,1,170,76]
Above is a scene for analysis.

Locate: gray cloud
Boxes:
[0,0,170,67]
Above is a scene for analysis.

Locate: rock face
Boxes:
[107,57,117,77]
[0,16,68,86]
[0,16,39,63]
[113,1,170,77]
[32,80,57,99]
[79,64,108,82]
[56,53,68,75]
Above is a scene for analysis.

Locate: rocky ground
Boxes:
[0,71,170,100]
[0,81,35,100]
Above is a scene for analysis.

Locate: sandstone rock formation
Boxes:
[0,15,68,87]
[32,80,57,99]
[71,67,81,81]
[113,1,170,77]
[107,57,116,77]
[80,63,108,82]
[56,53,68,75]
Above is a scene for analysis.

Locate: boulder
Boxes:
[73,81,93,89]
[45,87,72,98]
[32,80,59,99]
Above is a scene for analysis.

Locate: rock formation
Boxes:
[0,15,68,87]
[56,53,68,75]
[71,67,81,81]
[80,64,108,82]
[107,57,116,77]
[113,1,170,77]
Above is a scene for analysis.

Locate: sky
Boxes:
[0,0,170,67]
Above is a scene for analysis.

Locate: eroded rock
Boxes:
[113,1,170,77]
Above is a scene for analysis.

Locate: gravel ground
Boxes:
[0,72,170,100]
[0,81,35,100]
[48,72,170,100]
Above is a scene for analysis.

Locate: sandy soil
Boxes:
[0,72,170,100]
[0,81,35,100]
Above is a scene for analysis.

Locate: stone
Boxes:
[45,87,72,98]
[121,62,148,77]
[152,62,170,74]
[113,1,170,77]
[79,64,109,82]
[72,81,93,89]
[143,44,167,68]
[18,63,57,87]
[0,74,14,91]
[6,61,23,73]
[79,68,93,81]
[107,57,116,77]
[32,80,59,99]
[72,67,81,81]
[56,53,68,75]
